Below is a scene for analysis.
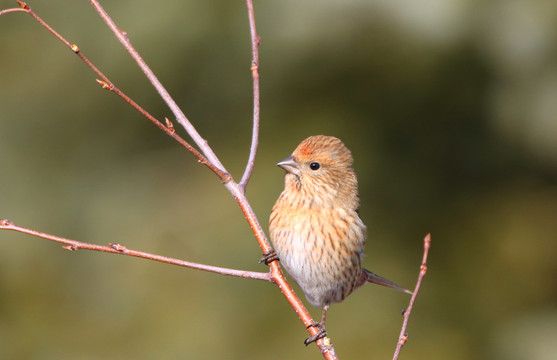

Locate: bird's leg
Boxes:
[321,305,328,328]
[304,305,329,345]
[259,250,279,265]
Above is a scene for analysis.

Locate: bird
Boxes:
[268,135,411,345]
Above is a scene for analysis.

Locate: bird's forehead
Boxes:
[295,143,330,162]
[297,144,316,158]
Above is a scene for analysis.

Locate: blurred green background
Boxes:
[1,0,556,359]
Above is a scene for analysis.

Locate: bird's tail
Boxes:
[361,268,413,295]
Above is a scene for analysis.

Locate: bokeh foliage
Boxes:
[1,0,556,359]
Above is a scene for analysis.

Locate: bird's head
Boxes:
[277,135,359,208]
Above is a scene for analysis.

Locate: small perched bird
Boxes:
[269,135,410,344]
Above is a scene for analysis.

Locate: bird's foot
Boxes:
[304,322,328,346]
[259,250,279,265]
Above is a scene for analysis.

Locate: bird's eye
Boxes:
[309,162,320,171]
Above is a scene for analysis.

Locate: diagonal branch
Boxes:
[1,1,231,183]
[0,219,271,281]
[87,0,226,173]
[239,0,261,191]
[392,234,431,360]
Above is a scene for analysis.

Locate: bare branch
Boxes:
[392,234,431,360]
[239,0,261,191]
[0,2,232,183]
[0,1,27,15]
[0,219,271,281]
[87,0,227,173]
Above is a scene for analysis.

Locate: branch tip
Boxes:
[392,233,431,360]
[17,0,29,10]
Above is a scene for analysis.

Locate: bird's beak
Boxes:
[277,155,300,176]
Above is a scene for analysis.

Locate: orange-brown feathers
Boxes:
[270,135,366,308]
[270,135,409,330]
[282,135,359,211]
[293,135,354,170]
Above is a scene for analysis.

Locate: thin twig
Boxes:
[0,3,26,15]
[0,219,271,281]
[87,0,227,173]
[239,0,261,191]
[0,2,231,183]
[392,234,431,360]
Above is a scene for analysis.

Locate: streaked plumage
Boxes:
[269,135,409,343]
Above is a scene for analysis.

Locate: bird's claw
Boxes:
[259,250,279,265]
[304,322,328,345]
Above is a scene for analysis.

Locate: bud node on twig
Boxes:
[17,1,29,10]
[70,44,80,53]
[62,245,78,251]
[0,219,12,226]
[95,79,112,90]
[165,117,175,134]
[118,28,128,40]
[110,243,127,252]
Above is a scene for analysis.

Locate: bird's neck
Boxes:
[282,174,359,210]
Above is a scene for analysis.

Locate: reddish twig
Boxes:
[87,0,226,173]
[0,219,271,281]
[392,234,431,360]
[239,0,261,191]
[0,2,231,183]
[0,2,27,15]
